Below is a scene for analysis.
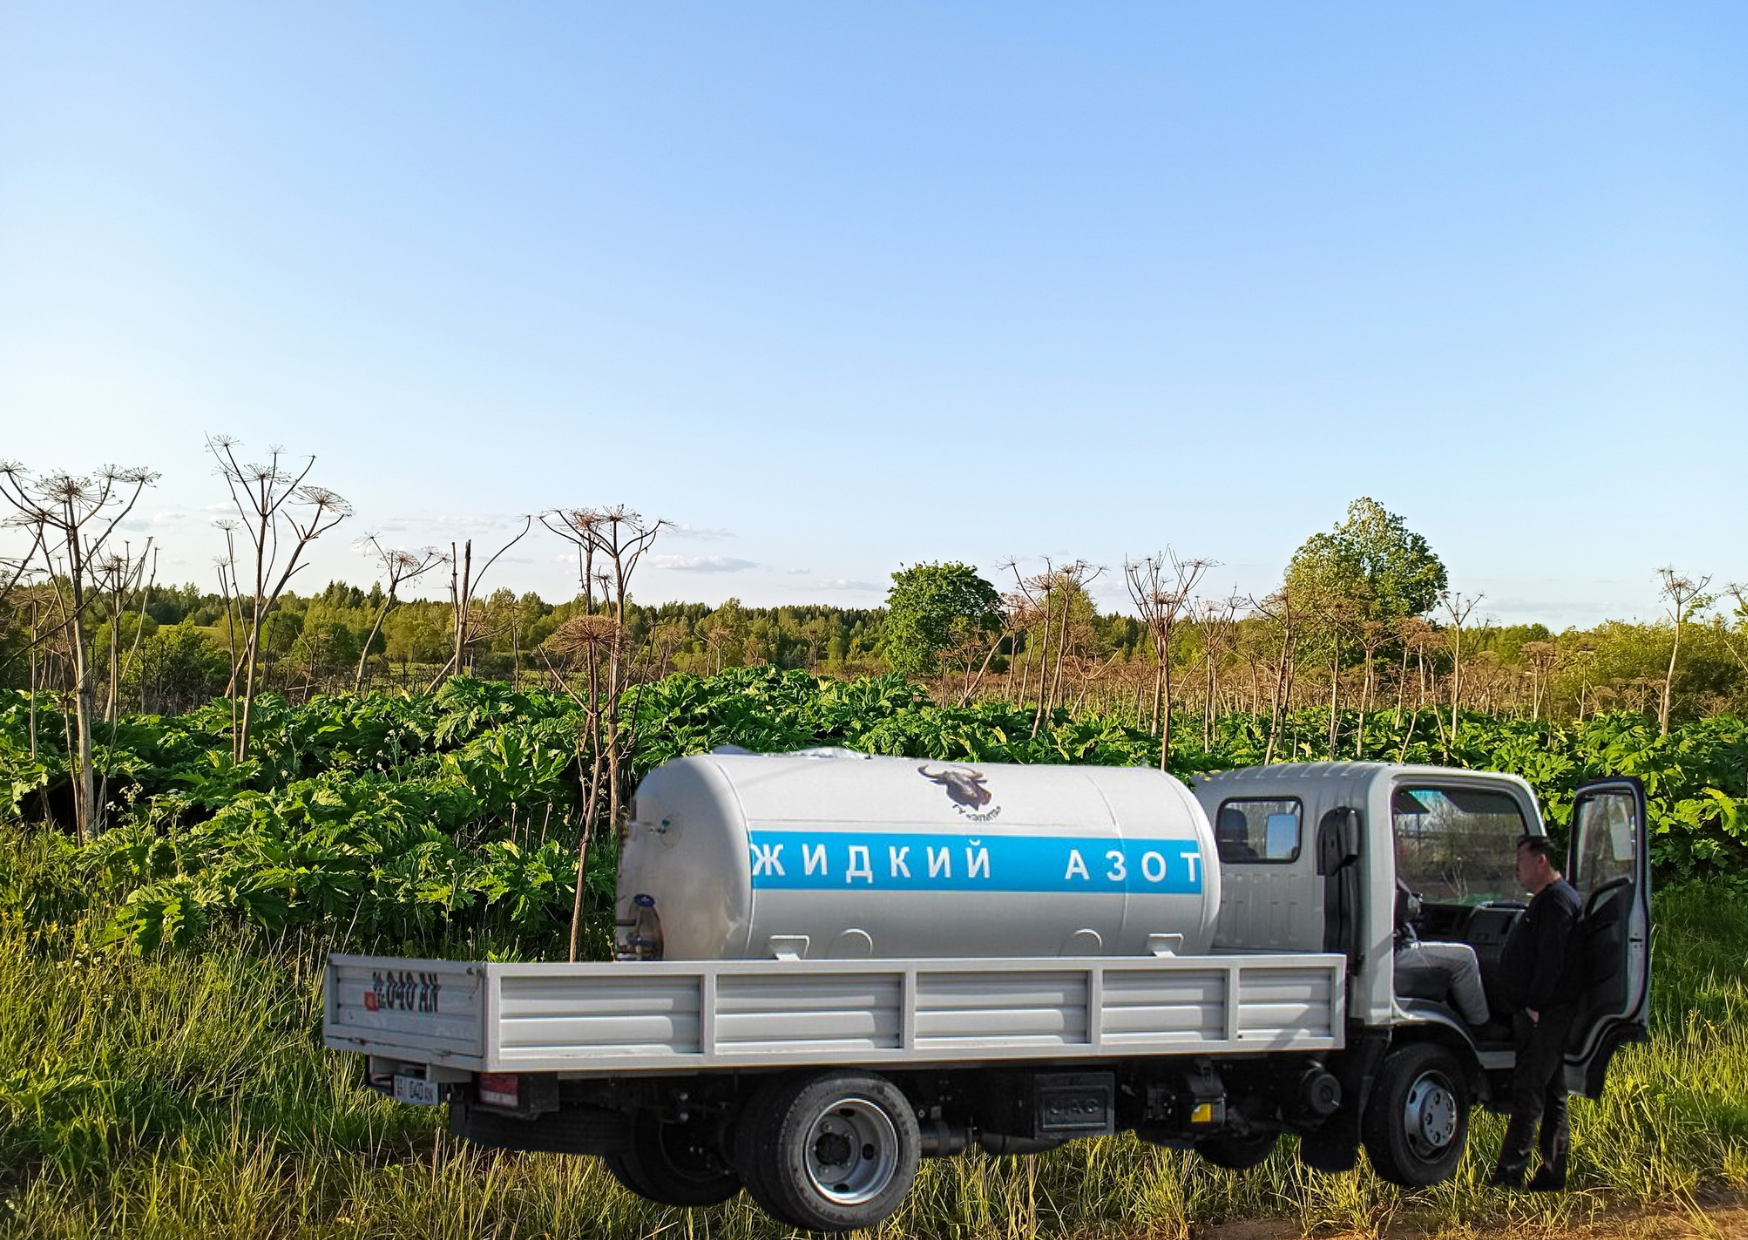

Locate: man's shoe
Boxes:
[1526,1169,1566,1193]
[1486,1165,1526,1191]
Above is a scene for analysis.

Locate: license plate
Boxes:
[393,1074,440,1106]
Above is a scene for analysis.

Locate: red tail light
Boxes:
[478,1073,519,1108]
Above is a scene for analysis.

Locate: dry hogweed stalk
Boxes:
[551,613,622,655]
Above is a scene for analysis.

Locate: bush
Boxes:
[1,671,1745,955]
[125,624,231,716]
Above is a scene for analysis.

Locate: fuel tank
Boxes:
[616,748,1221,961]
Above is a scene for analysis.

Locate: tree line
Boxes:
[12,583,888,709]
[3,443,1744,836]
[880,502,1748,770]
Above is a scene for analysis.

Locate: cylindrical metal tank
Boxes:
[616,748,1222,961]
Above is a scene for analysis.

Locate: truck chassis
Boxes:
[326,951,1355,1230]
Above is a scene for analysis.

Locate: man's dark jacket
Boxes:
[1496,877,1583,1012]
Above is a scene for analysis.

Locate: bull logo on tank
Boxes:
[918,765,1001,823]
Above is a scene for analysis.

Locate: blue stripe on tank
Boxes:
[745,829,1204,893]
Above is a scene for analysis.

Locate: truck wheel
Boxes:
[1361,1043,1470,1187]
[603,1112,741,1208]
[1194,1131,1278,1171]
[735,1071,920,1233]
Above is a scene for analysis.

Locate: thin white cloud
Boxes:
[797,577,882,592]
[648,554,758,573]
[117,511,185,534]
[411,513,528,536]
[1484,597,1628,625]
[666,523,735,541]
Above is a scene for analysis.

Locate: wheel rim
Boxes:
[1401,1069,1459,1160]
[803,1096,899,1206]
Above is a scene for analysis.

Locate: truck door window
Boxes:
[1571,790,1638,894]
[1214,799,1302,864]
[1392,786,1527,904]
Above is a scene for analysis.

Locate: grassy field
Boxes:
[1,830,1745,1239]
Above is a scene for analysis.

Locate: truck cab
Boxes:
[1194,762,1651,1182]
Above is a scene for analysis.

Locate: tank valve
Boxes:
[621,893,664,961]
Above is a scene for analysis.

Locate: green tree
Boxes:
[883,562,1001,680]
[1287,498,1447,756]
[291,618,363,691]
[126,622,230,714]
[384,604,449,668]
[93,611,160,668]
[260,609,304,655]
[702,598,748,672]
[1287,497,1447,623]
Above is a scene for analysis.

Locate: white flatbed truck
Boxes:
[325,756,1650,1232]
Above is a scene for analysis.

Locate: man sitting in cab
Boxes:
[1392,879,1492,1026]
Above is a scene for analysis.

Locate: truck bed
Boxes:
[324,952,1346,1075]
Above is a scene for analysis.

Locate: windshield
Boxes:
[1392,785,1528,905]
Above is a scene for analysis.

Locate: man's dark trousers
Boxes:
[1497,1006,1575,1184]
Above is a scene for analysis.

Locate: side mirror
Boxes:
[1316,807,1362,876]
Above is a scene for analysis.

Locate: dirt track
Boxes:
[1198,1203,1748,1240]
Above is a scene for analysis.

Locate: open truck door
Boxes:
[1563,777,1651,1099]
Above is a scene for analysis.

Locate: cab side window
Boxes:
[1215,798,1302,864]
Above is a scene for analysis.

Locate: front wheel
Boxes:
[735,1071,920,1233]
[604,1111,741,1208]
[1361,1043,1470,1187]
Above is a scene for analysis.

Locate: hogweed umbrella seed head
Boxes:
[551,614,621,653]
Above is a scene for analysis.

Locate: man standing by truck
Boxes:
[1489,834,1583,1191]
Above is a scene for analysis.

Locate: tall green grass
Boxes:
[1,829,1743,1239]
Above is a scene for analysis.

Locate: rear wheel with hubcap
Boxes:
[1361,1043,1470,1187]
[734,1071,920,1233]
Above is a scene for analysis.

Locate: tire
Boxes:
[734,1071,921,1233]
[1361,1043,1471,1187]
[603,1111,741,1208]
[729,1080,783,1209]
[1194,1131,1279,1171]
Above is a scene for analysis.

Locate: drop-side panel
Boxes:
[1099,969,1226,1044]
[324,955,485,1066]
[715,974,904,1053]
[914,971,1089,1048]
[324,954,1346,1074]
[498,977,702,1060]
[1236,967,1338,1045]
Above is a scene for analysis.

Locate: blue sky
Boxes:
[3,4,1744,626]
